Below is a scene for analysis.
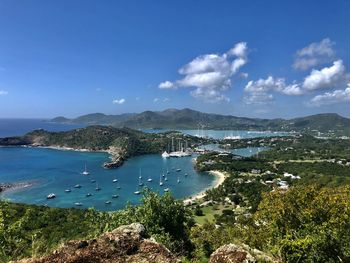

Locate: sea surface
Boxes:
[0,147,214,211]
[0,119,274,211]
[143,129,290,139]
[0,119,84,137]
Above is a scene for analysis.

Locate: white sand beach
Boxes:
[183,170,227,205]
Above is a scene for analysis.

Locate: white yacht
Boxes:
[46,193,56,199]
[82,163,89,175]
[162,151,170,158]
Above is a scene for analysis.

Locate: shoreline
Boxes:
[183,170,227,205]
[0,181,34,194]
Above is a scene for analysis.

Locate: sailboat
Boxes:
[82,163,89,175]
[65,189,71,193]
[138,177,144,186]
[147,177,153,182]
[95,182,101,191]
[113,178,118,183]
[159,174,163,186]
[177,177,180,183]
[164,176,168,181]
[116,182,121,189]
[112,194,119,198]
[164,188,170,192]
[105,200,112,204]
[86,193,92,197]
[134,183,141,195]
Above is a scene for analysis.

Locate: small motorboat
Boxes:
[91,179,96,183]
[65,189,71,193]
[113,179,118,183]
[147,178,153,182]
[46,193,56,199]
[112,194,119,198]
[164,188,170,192]
[176,169,181,172]
[134,191,141,195]
[75,202,83,206]
[74,184,82,188]
[86,193,92,197]
[105,201,112,204]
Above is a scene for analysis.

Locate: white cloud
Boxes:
[112,98,125,104]
[158,42,248,102]
[302,60,346,91]
[310,84,350,106]
[0,90,8,96]
[244,76,303,104]
[293,38,335,70]
[163,98,170,102]
[153,98,159,103]
[159,81,176,89]
[227,42,248,58]
[243,92,274,105]
[240,72,249,79]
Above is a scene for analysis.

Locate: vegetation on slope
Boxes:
[51,108,350,136]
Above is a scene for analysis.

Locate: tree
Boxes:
[249,185,350,262]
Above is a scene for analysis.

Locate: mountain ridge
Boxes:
[51,108,350,135]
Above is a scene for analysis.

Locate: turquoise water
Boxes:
[0,120,277,211]
[0,147,214,211]
[143,129,290,139]
[198,144,269,157]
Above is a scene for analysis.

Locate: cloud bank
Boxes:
[159,42,248,102]
[293,38,335,70]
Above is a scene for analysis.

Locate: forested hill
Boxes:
[0,125,206,157]
[51,108,350,136]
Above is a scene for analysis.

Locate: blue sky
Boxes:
[0,0,350,118]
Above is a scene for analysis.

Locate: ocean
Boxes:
[0,119,274,211]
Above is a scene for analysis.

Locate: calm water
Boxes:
[143,129,290,139]
[0,147,215,211]
[198,144,269,157]
[0,119,84,137]
[0,119,274,211]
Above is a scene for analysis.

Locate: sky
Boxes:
[0,0,350,119]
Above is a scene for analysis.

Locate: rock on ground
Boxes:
[209,244,257,263]
[12,223,178,263]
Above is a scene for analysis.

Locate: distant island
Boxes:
[50,108,350,137]
[0,125,210,169]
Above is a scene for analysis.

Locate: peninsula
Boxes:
[0,126,210,169]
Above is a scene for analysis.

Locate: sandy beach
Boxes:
[183,170,227,205]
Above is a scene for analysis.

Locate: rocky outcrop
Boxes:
[13,223,178,263]
[209,243,278,263]
[209,244,256,263]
